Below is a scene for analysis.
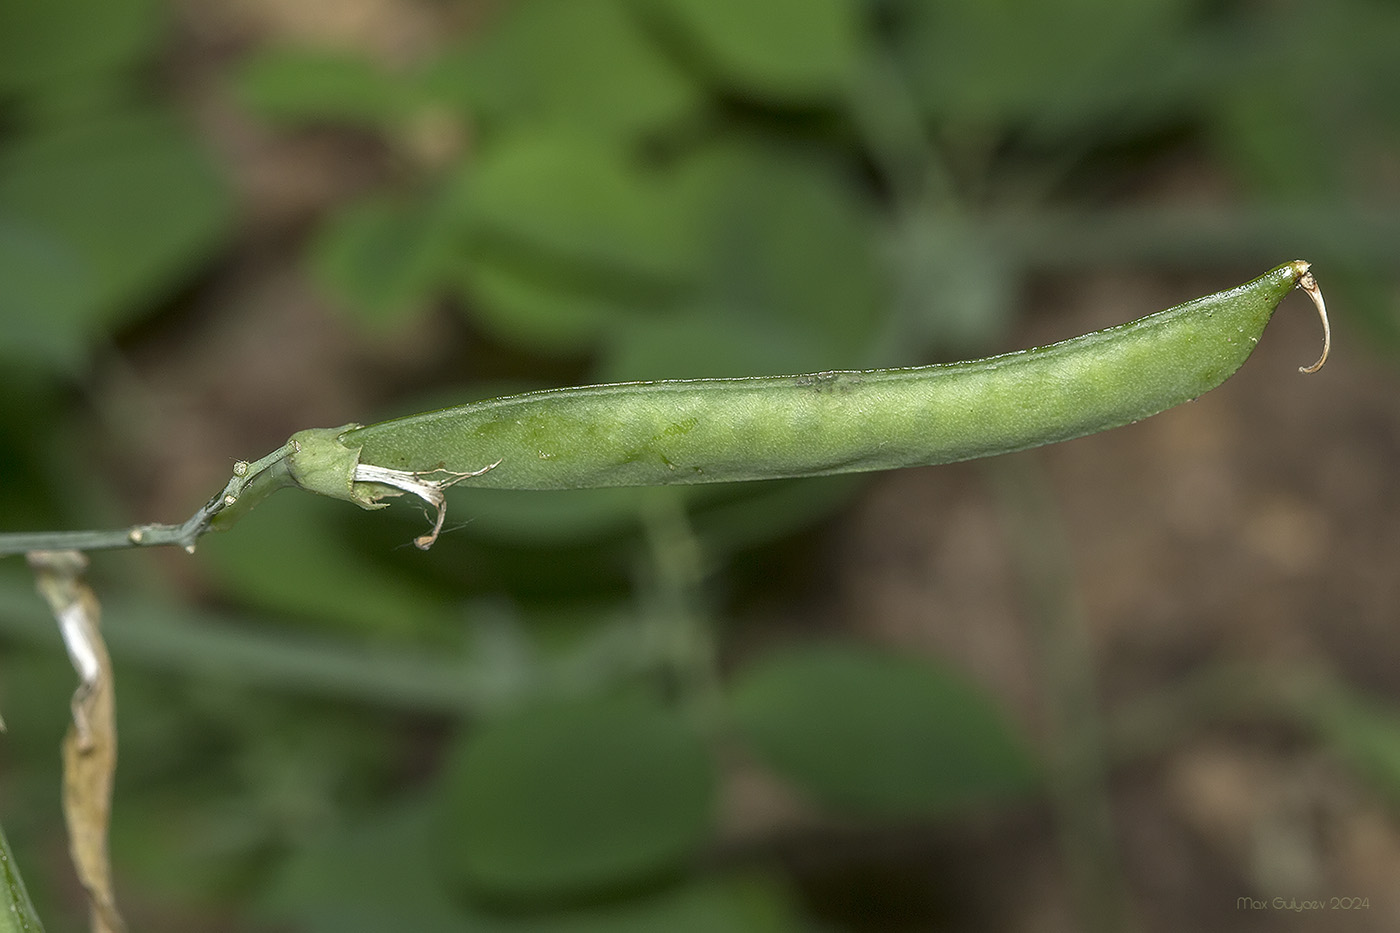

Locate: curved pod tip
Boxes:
[1291,260,1330,374]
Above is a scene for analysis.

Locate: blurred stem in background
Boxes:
[991,455,1139,933]
[847,49,957,211]
[638,489,724,729]
[0,570,663,718]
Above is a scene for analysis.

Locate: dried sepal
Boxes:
[352,461,502,549]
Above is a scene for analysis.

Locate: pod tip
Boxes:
[1296,266,1330,374]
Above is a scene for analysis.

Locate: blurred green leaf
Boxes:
[454,135,885,365]
[453,131,697,350]
[0,215,96,369]
[673,144,885,369]
[0,820,46,933]
[107,687,407,908]
[261,799,796,933]
[451,254,642,352]
[595,300,860,382]
[258,799,466,933]
[449,472,862,555]
[686,474,866,554]
[505,875,800,933]
[198,493,454,640]
[644,0,861,101]
[894,0,1193,139]
[0,0,161,98]
[0,642,74,764]
[438,694,716,897]
[310,192,456,327]
[234,47,424,128]
[450,487,650,545]
[728,644,1038,817]
[1211,80,1336,198]
[110,778,278,906]
[1205,1,1400,197]
[0,111,231,365]
[442,0,702,136]
[465,132,696,281]
[594,310,796,382]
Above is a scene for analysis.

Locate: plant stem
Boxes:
[0,819,46,933]
[0,574,667,715]
[0,443,295,558]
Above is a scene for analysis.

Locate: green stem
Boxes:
[0,574,664,715]
[0,819,46,933]
[0,443,294,558]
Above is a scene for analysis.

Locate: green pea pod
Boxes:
[332,261,1322,495]
[0,261,1328,557]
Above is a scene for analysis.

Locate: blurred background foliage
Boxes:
[2,0,1399,930]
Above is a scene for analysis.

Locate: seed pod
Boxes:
[332,261,1322,492]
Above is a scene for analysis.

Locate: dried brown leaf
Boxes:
[27,551,124,933]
